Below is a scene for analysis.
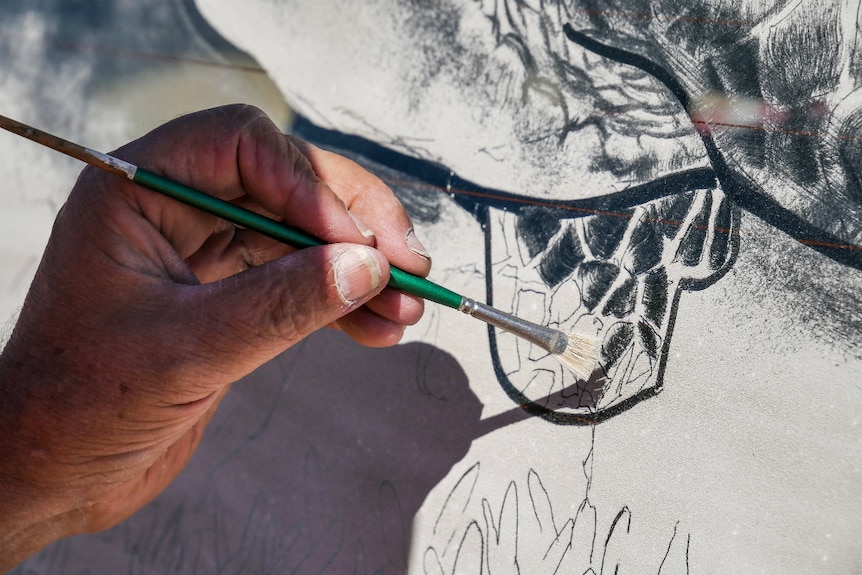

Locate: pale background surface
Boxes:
[4,1,861,574]
[0,0,288,331]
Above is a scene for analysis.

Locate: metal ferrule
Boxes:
[85,147,138,180]
[459,298,567,355]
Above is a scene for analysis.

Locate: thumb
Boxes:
[170,243,389,388]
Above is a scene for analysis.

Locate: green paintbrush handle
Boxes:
[133,168,465,309]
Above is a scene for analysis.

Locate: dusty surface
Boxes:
[0,0,288,334]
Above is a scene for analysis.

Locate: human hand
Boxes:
[0,105,430,570]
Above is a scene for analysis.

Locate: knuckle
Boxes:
[224,102,267,124]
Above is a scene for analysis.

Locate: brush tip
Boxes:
[552,330,602,381]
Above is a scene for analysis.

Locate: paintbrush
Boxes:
[0,113,600,380]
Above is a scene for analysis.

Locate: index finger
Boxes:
[287,137,433,279]
[110,105,375,259]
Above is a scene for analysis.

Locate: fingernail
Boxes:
[348,210,376,239]
[406,228,431,259]
[334,246,382,304]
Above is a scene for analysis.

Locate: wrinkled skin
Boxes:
[0,105,430,570]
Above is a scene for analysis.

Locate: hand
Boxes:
[0,105,431,569]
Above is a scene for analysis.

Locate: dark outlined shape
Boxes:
[292,113,739,425]
[293,115,719,217]
[563,24,862,270]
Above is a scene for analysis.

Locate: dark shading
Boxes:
[760,4,841,108]
[705,39,764,101]
[578,0,614,34]
[584,210,633,259]
[517,206,563,259]
[675,190,712,266]
[638,321,660,360]
[603,276,637,318]
[603,322,635,368]
[577,261,621,311]
[57,0,115,27]
[291,116,718,218]
[732,219,862,357]
[289,104,737,425]
[663,5,748,57]
[627,216,663,274]
[839,127,862,206]
[346,157,445,225]
[709,196,732,270]
[563,24,862,271]
[642,268,669,327]
[600,145,664,181]
[652,192,695,238]
[290,114,733,424]
[538,225,585,287]
[775,109,822,186]
[724,121,768,171]
[486,225,674,425]
[401,1,471,112]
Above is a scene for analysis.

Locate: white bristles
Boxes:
[552,331,602,381]
[458,299,602,381]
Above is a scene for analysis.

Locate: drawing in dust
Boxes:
[193,0,862,572]
[295,118,738,425]
[421,453,691,574]
[13,0,858,572]
[273,0,862,424]
[289,41,737,428]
